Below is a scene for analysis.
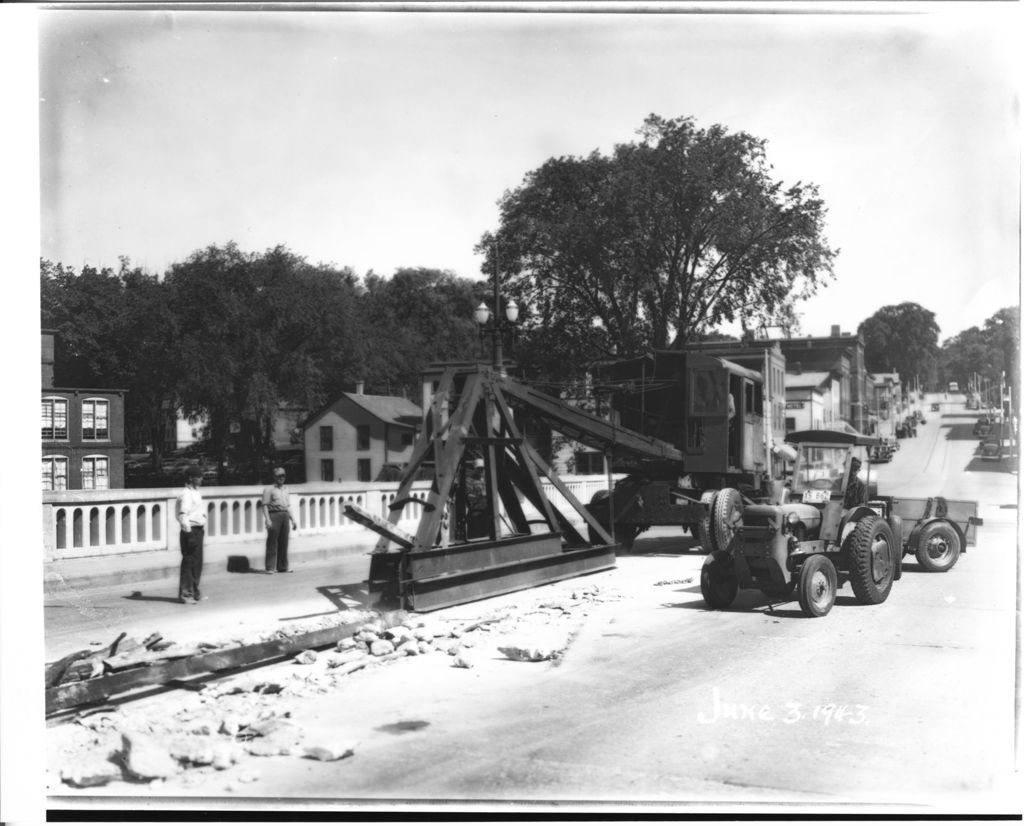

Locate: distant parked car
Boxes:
[973,417,992,437]
[981,437,1003,461]
[931,402,941,412]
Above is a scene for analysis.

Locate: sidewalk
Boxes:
[43,531,380,595]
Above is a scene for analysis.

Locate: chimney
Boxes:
[355,381,365,395]
[831,325,841,338]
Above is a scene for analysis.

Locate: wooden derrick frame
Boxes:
[364,366,617,612]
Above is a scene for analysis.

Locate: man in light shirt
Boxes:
[261,466,298,573]
[175,465,207,604]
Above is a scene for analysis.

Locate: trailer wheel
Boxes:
[797,555,837,617]
[700,551,738,610]
[712,488,744,551]
[915,521,962,573]
[697,490,717,551]
[843,515,896,605]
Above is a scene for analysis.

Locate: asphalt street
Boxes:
[45,394,1020,812]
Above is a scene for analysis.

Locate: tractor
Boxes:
[700,430,902,617]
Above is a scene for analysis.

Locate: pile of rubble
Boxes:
[50,582,621,791]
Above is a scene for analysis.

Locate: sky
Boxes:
[26,4,1024,344]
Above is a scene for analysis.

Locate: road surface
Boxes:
[46,393,1020,813]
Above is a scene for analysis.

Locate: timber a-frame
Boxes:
[350,365,624,612]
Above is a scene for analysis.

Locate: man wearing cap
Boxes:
[175,465,207,604]
[844,457,869,509]
[261,467,298,573]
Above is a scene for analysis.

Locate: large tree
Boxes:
[477,114,837,381]
[40,257,182,467]
[939,305,1019,406]
[358,267,482,398]
[167,243,362,480]
[858,302,941,390]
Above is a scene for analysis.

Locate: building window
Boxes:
[81,455,109,490]
[320,458,335,482]
[401,432,414,447]
[82,399,110,441]
[356,425,370,451]
[42,456,68,491]
[785,417,796,432]
[319,425,333,451]
[573,451,605,475]
[357,458,371,482]
[42,397,68,440]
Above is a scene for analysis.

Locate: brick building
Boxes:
[41,330,127,490]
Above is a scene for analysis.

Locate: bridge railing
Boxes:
[42,477,611,561]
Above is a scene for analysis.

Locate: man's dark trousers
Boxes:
[179,527,204,600]
[265,511,291,572]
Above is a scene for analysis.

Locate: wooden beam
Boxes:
[47,616,373,714]
[345,503,416,549]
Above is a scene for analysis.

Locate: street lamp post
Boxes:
[474,250,519,376]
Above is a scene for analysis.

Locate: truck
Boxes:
[585,349,772,549]
[700,429,983,617]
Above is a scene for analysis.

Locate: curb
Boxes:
[44,539,378,595]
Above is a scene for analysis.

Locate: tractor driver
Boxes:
[843,457,869,509]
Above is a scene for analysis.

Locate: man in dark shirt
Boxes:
[844,457,868,509]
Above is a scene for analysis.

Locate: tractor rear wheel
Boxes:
[797,555,837,617]
[843,515,896,604]
[700,551,738,610]
[915,521,962,573]
[697,490,717,551]
[712,487,744,551]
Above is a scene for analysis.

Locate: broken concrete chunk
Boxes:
[303,740,358,761]
[335,637,361,651]
[417,641,432,655]
[120,732,179,781]
[369,639,395,656]
[60,756,122,788]
[397,640,420,657]
[383,625,416,644]
[327,649,366,668]
[498,643,562,662]
[293,649,317,665]
[452,651,475,669]
[354,630,380,644]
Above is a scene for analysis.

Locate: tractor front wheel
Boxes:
[843,515,896,605]
[798,555,837,617]
[915,521,962,573]
[700,551,738,610]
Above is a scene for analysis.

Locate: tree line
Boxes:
[41,246,483,482]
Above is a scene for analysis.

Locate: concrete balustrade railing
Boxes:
[42,477,611,562]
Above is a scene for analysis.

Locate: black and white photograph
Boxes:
[1,1,1019,820]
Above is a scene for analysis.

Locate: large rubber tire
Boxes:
[843,515,897,605]
[888,514,904,580]
[760,579,797,601]
[697,490,717,551]
[797,555,837,617]
[700,551,738,610]
[915,521,962,573]
[712,487,744,552]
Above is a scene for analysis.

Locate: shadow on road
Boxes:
[124,592,185,604]
[944,423,982,441]
[964,457,1014,474]
[316,582,370,612]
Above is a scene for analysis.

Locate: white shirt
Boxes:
[176,485,206,530]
